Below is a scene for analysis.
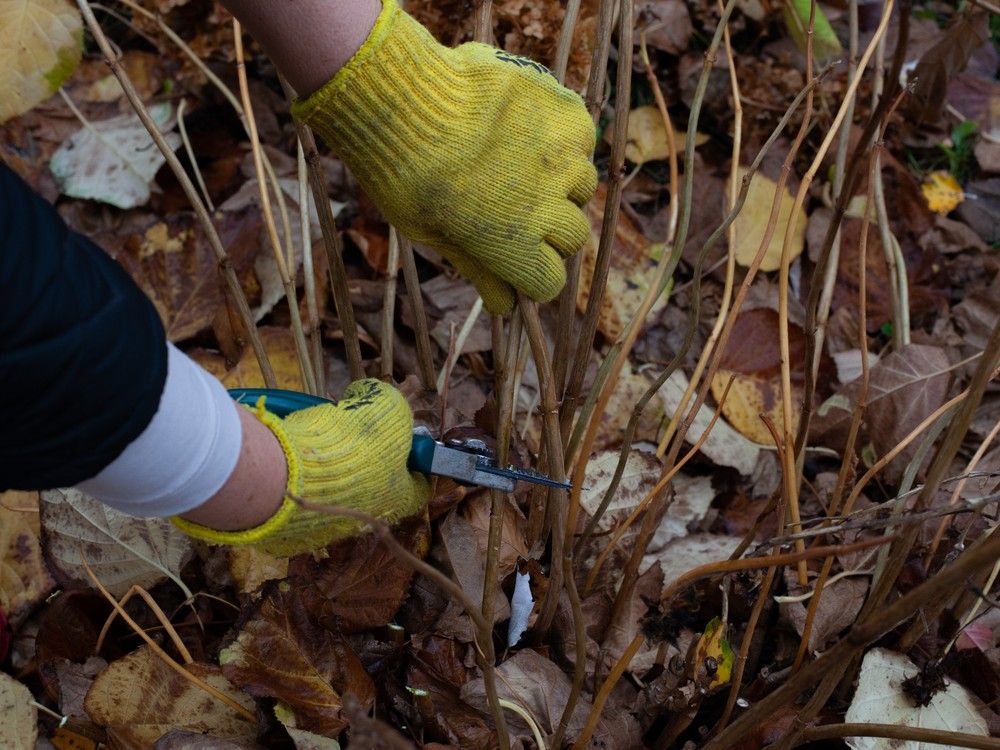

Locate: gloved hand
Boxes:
[172,379,428,557]
[293,0,598,314]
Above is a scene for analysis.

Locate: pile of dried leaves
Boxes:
[2,0,1000,748]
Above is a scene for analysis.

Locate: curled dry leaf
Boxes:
[727,167,808,273]
[50,102,182,209]
[0,491,55,628]
[0,671,37,750]
[84,645,257,747]
[220,585,374,738]
[40,488,194,599]
[0,0,82,123]
[845,648,989,750]
[779,574,868,653]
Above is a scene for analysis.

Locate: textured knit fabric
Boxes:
[293,0,598,314]
[0,161,167,489]
[172,379,428,557]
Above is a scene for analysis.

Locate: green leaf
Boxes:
[0,0,83,123]
[782,0,843,62]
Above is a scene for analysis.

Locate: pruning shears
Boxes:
[228,388,571,492]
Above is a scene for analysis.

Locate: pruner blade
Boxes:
[408,427,571,491]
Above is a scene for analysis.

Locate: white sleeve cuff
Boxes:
[75,343,242,517]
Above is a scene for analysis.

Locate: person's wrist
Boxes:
[218,0,381,96]
[177,406,288,531]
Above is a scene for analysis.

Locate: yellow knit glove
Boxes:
[172,379,428,557]
[292,0,598,314]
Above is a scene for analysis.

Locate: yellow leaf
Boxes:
[83,646,256,747]
[692,617,734,689]
[0,491,55,629]
[922,170,964,215]
[727,167,808,272]
[0,0,83,123]
[190,326,306,391]
[711,369,801,446]
[617,105,708,165]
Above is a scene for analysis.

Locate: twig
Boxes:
[95,584,193,664]
[234,21,315,394]
[76,0,276,386]
[552,0,617,397]
[653,0,738,460]
[176,99,213,211]
[399,237,437,391]
[482,312,521,629]
[519,299,570,633]
[580,537,891,750]
[925,414,1000,568]
[571,632,644,750]
[381,228,401,380]
[436,298,483,393]
[714,563,777,732]
[799,723,1000,750]
[79,550,256,722]
[499,699,547,750]
[583,67,830,553]
[297,143,325,394]
[776,0,818,586]
[560,0,634,443]
[793,139,879,673]
[600,9,815,649]
[279,75,365,382]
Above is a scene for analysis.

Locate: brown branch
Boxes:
[799,723,1000,750]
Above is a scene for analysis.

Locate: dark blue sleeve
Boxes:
[0,161,167,489]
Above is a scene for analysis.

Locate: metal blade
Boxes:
[475,461,572,490]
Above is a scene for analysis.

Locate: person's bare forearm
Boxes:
[219,0,381,96]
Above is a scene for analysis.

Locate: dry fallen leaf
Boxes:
[0,0,83,123]
[812,344,953,484]
[49,102,181,209]
[0,671,37,750]
[111,210,261,342]
[659,370,760,475]
[845,648,989,750]
[727,167,808,272]
[221,585,374,738]
[922,170,965,214]
[617,104,707,165]
[0,491,55,629]
[84,645,257,747]
[290,514,429,633]
[40,488,194,598]
[710,309,807,445]
[192,326,306,391]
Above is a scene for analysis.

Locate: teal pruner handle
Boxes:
[227,387,431,476]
